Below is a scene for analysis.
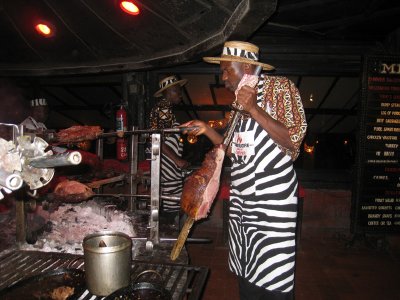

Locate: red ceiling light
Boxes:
[120,1,140,15]
[35,22,53,37]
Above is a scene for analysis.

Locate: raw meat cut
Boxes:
[171,144,225,260]
[54,180,94,202]
[181,144,225,220]
[56,126,103,143]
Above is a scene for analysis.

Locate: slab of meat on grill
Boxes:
[56,126,103,143]
[54,180,94,202]
[181,144,225,220]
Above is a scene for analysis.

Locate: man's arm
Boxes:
[250,105,294,151]
[237,85,295,151]
[237,78,307,160]
[180,120,223,145]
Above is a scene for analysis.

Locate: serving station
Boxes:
[0,123,209,299]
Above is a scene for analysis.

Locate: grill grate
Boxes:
[0,250,208,300]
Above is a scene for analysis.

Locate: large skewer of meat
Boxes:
[51,175,126,202]
[53,179,94,202]
[170,67,262,261]
[56,125,103,143]
[170,144,225,260]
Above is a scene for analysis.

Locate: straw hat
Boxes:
[154,75,187,97]
[203,41,274,70]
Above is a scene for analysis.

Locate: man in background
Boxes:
[149,75,190,226]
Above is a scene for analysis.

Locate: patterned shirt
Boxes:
[149,98,176,130]
[261,76,307,159]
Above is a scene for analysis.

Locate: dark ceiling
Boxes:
[0,0,275,75]
[0,0,399,136]
[251,0,400,75]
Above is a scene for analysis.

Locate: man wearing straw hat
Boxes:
[182,41,307,299]
[149,75,190,226]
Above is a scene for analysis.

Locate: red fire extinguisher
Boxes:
[116,105,128,160]
[116,105,127,133]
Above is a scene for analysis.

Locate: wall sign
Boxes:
[352,55,400,233]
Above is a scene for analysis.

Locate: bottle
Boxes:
[116,104,128,160]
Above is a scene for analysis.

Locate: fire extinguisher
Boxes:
[116,105,128,160]
[116,105,127,133]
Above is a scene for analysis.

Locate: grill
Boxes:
[0,250,208,300]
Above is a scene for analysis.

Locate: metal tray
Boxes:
[105,282,171,300]
[0,268,86,300]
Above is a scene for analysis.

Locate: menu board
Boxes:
[352,55,400,233]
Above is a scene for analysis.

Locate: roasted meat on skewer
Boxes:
[171,144,225,260]
[54,180,94,203]
[56,126,103,143]
[181,144,226,220]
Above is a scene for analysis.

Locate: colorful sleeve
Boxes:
[149,105,158,129]
[265,77,307,160]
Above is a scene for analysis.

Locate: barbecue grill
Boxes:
[0,250,208,300]
[0,125,209,299]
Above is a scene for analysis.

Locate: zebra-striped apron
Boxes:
[228,80,298,293]
[161,122,184,213]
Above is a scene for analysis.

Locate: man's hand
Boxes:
[180,120,223,145]
[180,120,208,136]
[236,85,258,115]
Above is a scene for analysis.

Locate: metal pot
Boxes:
[83,231,132,296]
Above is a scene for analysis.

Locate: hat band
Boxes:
[160,78,178,89]
[222,46,259,61]
[30,98,47,107]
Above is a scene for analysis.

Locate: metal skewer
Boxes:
[28,151,82,168]
[93,193,180,201]
[222,65,263,147]
[222,110,242,147]
[130,237,211,243]
[98,126,199,138]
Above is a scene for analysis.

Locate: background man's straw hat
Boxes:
[154,75,187,97]
[30,98,47,107]
[203,41,274,71]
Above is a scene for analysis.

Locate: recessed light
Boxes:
[120,1,140,15]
